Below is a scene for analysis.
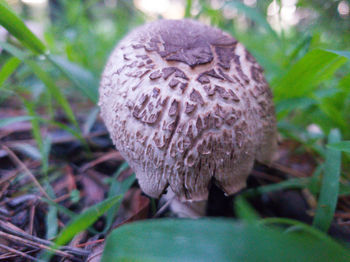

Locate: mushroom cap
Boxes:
[99,19,277,201]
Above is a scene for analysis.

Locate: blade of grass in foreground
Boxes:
[313,129,342,232]
[102,219,350,262]
[0,2,46,54]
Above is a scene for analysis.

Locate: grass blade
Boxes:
[46,55,99,103]
[102,219,350,262]
[0,56,21,87]
[0,116,33,128]
[328,141,350,153]
[234,196,259,222]
[0,42,79,129]
[0,2,46,54]
[103,162,135,233]
[54,194,122,246]
[313,129,342,232]
[185,0,192,18]
[242,178,310,197]
[41,195,122,260]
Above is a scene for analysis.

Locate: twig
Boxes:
[1,145,51,200]
[271,162,308,177]
[0,170,19,186]
[0,244,43,262]
[0,247,40,260]
[0,221,89,257]
[0,230,77,260]
[76,238,104,248]
[29,204,36,235]
[79,151,123,172]
[153,196,174,218]
[86,250,104,262]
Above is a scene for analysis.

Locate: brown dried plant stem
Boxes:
[1,145,51,199]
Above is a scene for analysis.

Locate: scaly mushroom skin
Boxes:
[99,19,277,201]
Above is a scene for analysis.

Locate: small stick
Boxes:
[76,238,104,248]
[2,145,51,200]
[0,243,43,262]
[0,221,89,257]
[0,231,76,260]
[271,162,308,178]
[153,196,174,218]
[29,204,36,235]
[0,247,40,260]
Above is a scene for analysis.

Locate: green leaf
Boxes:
[0,116,34,128]
[102,219,350,262]
[313,129,342,232]
[46,55,98,103]
[328,141,350,153]
[273,49,347,100]
[55,194,122,246]
[0,56,21,87]
[0,3,46,54]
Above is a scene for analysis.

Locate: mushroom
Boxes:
[99,19,277,203]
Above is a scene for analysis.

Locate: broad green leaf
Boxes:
[0,3,46,54]
[47,55,98,103]
[273,49,347,100]
[0,56,21,87]
[328,141,350,153]
[313,129,342,232]
[55,194,122,246]
[0,116,33,128]
[102,219,350,262]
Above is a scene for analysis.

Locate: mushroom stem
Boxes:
[163,188,207,218]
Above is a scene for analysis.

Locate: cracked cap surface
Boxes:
[99,19,277,201]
